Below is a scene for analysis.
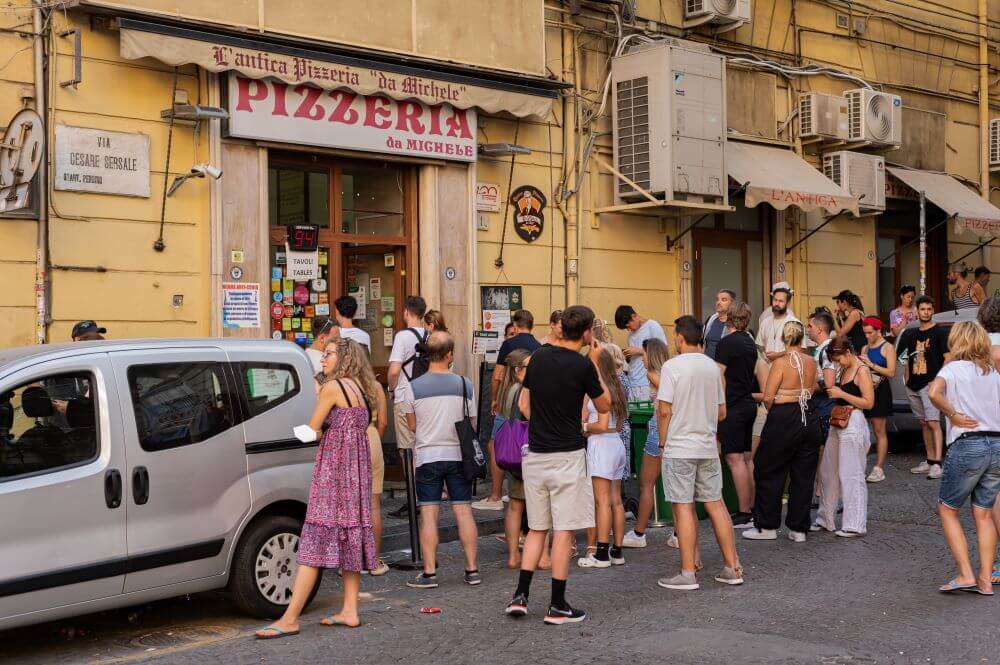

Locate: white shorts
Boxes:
[906,386,940,423]
[586,435,627,480]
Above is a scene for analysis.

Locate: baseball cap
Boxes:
[770,281,793,295]
[72,320,107,338]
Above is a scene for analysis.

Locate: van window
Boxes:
[128,363,235,452]
[0,373,99,480]
[240,363,300,418]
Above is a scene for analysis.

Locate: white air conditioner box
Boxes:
[799,91,848,140]
[611,40,727,204]
[684,0,751,30]
[823,150,885,211]
[845,88,902,146]
[989,118,1000,166]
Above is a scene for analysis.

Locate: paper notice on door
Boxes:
[482,309,511,333]
[383,327,394,346]
[285,244,319,280]
[370,276,382,301]
[349,285,367,319]
[472,330,501,355]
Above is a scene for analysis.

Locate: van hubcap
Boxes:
[255,532,299,605]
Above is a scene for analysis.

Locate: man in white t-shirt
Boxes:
[656,315,743,592]
[388,296,428,460]
[334,295,371,351]
[398,331,480,589]
[756,285,800,364]
[304,315,337,375]
[614,304,667,401]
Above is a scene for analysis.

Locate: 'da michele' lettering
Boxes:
[234,77,473,139]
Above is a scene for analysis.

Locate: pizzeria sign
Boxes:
[227,76,476,162]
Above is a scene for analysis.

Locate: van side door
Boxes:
[0,354,127,624]
[110,349,251,593]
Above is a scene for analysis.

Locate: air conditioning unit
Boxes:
[845,88,902,146]
[823,150,886,211]
[989,118,1000,166]
[611,40,727,205]
[798,91,848,140]
[683,0,751,31]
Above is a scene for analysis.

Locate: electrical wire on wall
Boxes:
[153,67,178,252]
[492,118,521,277]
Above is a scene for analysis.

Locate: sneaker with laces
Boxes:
[715,566,744,585]
[406,572,438,589]
[471,498,504,511]
[866,467,885,483]
[577,554,611,569]
[731,512,754,529]
[610,550,625,566]
[787,530,806,543]
[742,528,778,540]
[657,571,699,590]
[621,530,647,548]
[505,593,528,617]
[666,532,679,548]
[910,461,930,474]
[464,570,482,585]
[927,464,943,479]
[544,604,586,625]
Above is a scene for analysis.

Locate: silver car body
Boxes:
[0,339,317,630]
[887,308,980,433]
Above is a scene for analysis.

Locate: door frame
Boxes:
[341,243,406,384]
[692,210,764,321]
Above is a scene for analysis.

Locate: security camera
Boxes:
[190,163,223,179]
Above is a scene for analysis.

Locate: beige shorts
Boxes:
[522,449,595,532]
[368,426,384,496]
[752,403,767,437]
[394,406,414,450]
[662,456,723,503]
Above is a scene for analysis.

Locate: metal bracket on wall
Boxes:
[783,199,864,256]
[666,213,711,251]
[949,236,995,265]
[876,214,956,266]
[59,29,82,89]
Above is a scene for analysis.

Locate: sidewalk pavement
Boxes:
[4,452,999,665]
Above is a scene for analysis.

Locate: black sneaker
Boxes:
[731,512,754,529]
[544,604,586,625]
[464,570,482,586]
[505,593,528,617]
[406,572,438,589]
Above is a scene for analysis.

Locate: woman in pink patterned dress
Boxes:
[256,339,378,638]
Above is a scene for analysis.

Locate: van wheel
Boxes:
[229,515,322,619]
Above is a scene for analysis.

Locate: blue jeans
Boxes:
[939,434,1000,510]
[416,460,473,506]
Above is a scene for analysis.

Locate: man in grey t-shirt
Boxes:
[615,305,667,401]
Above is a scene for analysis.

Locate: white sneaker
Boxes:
[835,529,865,538]
[742,528,778,540]
[666,533,679,548]
[866,467,885,483]
[471,498,504,510]
[910,461,930,474]
[927,464,943,480]
[622,530,647,548]
[577,554,611,569]
[787,530,806,543]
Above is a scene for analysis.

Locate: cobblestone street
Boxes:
[4,451,1000,665]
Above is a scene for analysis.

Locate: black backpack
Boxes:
[401,328,430,381]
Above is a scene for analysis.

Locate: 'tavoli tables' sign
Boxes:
[54,126,150,197]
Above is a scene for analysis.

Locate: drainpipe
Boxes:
[979,0,989,200]
[919,191,927,296]
[33,1,49,344]
[561,21,579,305]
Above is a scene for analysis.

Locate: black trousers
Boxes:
[752,403,823,533]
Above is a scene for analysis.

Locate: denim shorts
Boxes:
[939,434,1000,510]
[416,460,473,506]
[490,414,507,441]
[643,417,661,457]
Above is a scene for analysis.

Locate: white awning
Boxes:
[886,167,1000,239]
[726,142,859,216]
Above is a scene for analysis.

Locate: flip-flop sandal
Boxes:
[320,616,362,628]
[960,587,996,596]
[254,626,300,640]
[939,579,977,593]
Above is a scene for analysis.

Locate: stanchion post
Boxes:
[389,447,424,570]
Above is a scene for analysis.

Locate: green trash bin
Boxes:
[628,401,739,524]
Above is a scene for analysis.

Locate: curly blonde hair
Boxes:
[947,321,993,375]
[328,338,381,412]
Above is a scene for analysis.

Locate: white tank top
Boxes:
[586,399,621,445]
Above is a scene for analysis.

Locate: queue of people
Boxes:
[246,283,1000,638]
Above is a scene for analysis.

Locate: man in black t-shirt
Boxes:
[897,296,950,479]
[475,310,542,510]
[505,305,608,626]
[714,302,758,528]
